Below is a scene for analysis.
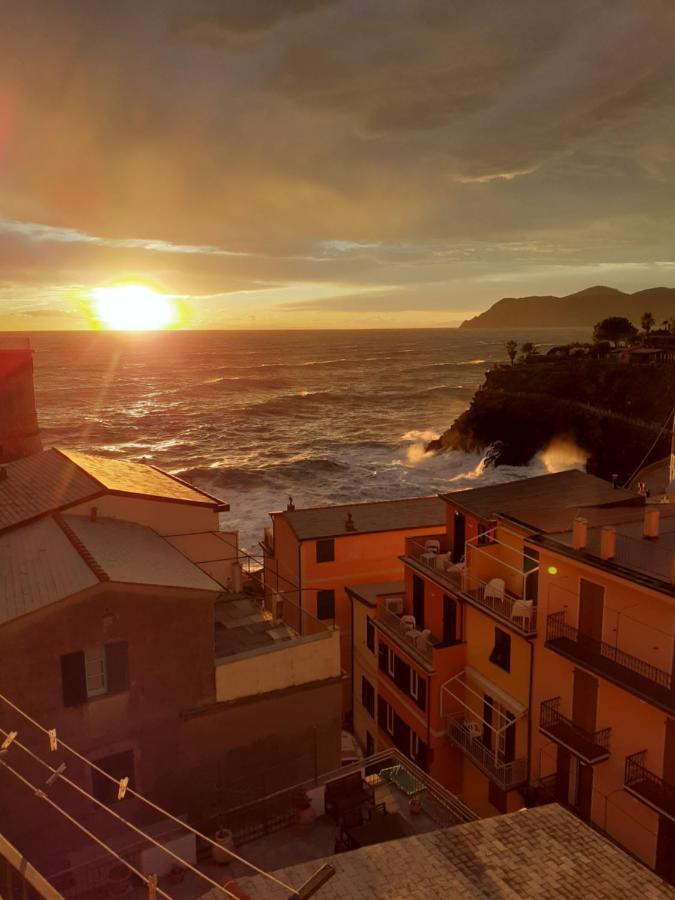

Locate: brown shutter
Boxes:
[572,668,598,733]
[61,651,87,707]
[105,642,129,694]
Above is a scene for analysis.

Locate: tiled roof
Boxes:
[441,469,641,520]
[275,496,446,540]
[62,515,222,592]
[58,448,226,507]
[0,448,101,533]
[232,804,674,899]
[0,517,98,625]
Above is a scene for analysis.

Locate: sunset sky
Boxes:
[1,0,674,330]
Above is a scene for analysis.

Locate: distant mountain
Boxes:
[460,285,675,329]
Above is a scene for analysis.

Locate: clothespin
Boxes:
[147,873,158,899]
[46,762,66,787]
[48,729,58,751]
[118,776,129,800]
[0,731,17,753]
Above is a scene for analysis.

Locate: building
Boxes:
[262,496,446,718]
[349,470,643,818]
[234,803,673,899]
[0,448,341,878]
[0,341,42,462]
[526,502,675,883]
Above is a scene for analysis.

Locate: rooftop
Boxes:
[441,469,641,522]
[273,496,445,541]
[0,514,222,625]
[231,804,674,900]
[345,581,404,608]
[214,596,299,659]
[0,447,227,534]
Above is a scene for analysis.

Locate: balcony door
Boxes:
[452,512,466,563]
[568,757,594,823]
[412,575,425,629]
[578,579,604,652]
[442,595,458,644]
[572,668,598,734]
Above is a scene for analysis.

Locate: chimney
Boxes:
[572,517,588,550]
[600,526,616,560]
[345,512,356,532]
[287,496,295,512]
[643,509,660,540]
[90,506,98,523]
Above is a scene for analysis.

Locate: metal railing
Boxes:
[546,611,672,691]
[447,715,527,790]
[625,751,675,814]
[540,697,611,758]
[377,604,435,664]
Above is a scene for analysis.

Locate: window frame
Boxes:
[315,539,335,564]
[410,669,419,700]
[386,704,394,736]
[366,617,375,652]
[84,645,107,698]
[387,647,395,678]
[489,627,511,673]
[361,676,375,718]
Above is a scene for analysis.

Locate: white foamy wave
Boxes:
[535,437,589,473]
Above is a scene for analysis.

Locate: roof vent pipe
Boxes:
[345,512,356,531]
[572,517,588,550]
[644,509,660,540]
[600,526,616,560]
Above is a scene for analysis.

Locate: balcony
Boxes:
[539,697,610,764]
[403,537,537,637]
[624,751,675,821]
[545,611,675,715]
[447,714,527,791]
[375,603,460,670]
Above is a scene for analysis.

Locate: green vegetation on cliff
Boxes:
[428,359,675,482]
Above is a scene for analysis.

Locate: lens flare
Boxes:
[89,284,178,331]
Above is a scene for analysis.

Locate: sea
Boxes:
[24,328,590,551]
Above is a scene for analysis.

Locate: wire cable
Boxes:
[0,758,173,900]
[623,406,675,488]
[0,691,299,894]
[0,727,239,899]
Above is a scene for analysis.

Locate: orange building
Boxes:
[526,503,675,884]
[261,497,446,718]
[349,470,644,818]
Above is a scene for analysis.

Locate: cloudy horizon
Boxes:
[1,0,674,330]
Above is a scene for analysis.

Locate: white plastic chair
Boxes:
[484,578,506,603]
[424,539,441,553]
[400,615,416,632]
[511,598,534,625]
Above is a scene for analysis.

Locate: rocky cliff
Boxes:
[427,359,675,483]
[460,285,675,329]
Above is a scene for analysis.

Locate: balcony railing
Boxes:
[625,751,675,821]
[539,697,610,764]
[546,611,674,713]
[447,715,527,790]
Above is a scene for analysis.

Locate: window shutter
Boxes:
[417,677,427,712]
[61,651,87,707]
[105,642,129,694]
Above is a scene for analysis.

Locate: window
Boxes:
[317,589,335,620]
[316,539,334,563]
[366,617,375,652]
[92,750,135,805]
[61,642,129,708]
[412,575,425,628]
[386,705,394,736]
[410,669,419,700]
[489,627,511,672]
[85,646,107,697]
[410,731,419,759]
[366,732,374,757]
[361,677,375,718]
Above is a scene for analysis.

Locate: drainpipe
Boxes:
[526,636,535,799]
[298,539,303,636]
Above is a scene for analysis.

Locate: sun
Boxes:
[89,284,178,331]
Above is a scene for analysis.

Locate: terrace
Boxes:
[545,611,675,715]
[402,532,538,637]
[375,599,462,670]
[624,751,675,821]
[539,697,611,765]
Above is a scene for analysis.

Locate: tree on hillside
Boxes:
[641,311,655,333]
[520,341,537,359]
[505,340,518,365]
[593,316,638,347]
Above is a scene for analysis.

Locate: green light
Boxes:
[547,565,558,575]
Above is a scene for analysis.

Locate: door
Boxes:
[664,718,675,786]
[555,747,571,804]
[452,512,466,563]
[412,575,425,629]
[442,595,458,644]
[656,817,675,884]
[577,762,594,822]
[578,579,604,652]
[572,668,598,734]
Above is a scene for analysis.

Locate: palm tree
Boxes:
[641,311,655,334]
[505,340,518,366]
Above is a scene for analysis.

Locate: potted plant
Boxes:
[211,826,235,865]
[292,788,315,826]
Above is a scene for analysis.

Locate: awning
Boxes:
[440,667,527,735]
